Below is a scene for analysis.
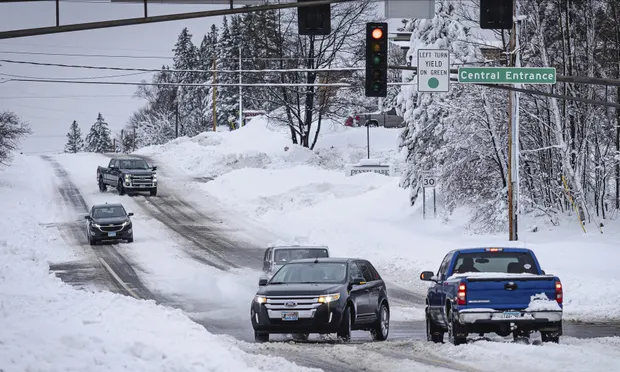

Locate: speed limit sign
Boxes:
[421,173,437,188]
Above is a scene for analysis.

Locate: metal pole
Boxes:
[121,129,124,153]
[433,187,437,218]
[366,123,370,159]
[507,0,518,241]
[55,0,60,26]
[143,0,148,17]
[423,186,426,220]
[212,57,217,132]
[133,126,136,152]
[513,0,521,241]
[239,44,243,129]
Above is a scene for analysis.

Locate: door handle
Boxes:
[364,289,370,293]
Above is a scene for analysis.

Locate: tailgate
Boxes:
[465,276,556,310]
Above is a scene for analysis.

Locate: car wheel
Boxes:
[150,188,157,196]
[291,333,309,342]
[254,332,269,342]
[117,180,125,195]
[540,332,559,343]
[127,234,134,243]
[98,177,107,192]
[447,309,467,346]
[337,305,352,342]
[89,236,97,245]
[426,308,444,343]
[371,302,389,341]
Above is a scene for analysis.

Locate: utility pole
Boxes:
[212,57,217,132]
[133,126,136,152]
[239,45,243,130]
[120,129,124,153]
[175,86,180,138]
[507,0,520,241]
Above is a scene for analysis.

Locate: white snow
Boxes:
[448,272,549,280]
[138,116,620,323]
[0,154,316,372]
[526,293,562,312]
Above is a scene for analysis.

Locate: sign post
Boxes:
[417,49,450,93]
[421,172,438,219]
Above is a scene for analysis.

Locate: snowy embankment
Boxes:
[137,117,620,323]
[0,155,315,372]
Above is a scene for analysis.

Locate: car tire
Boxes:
[426,308,444,343]
[254,332,269,342]
[98,177,107,192]
[447,308,467,346]
[371,302,389,341]
[541,332,560,343]
[127,235,134,243]
[337,305,352,342]
[150,188,157,196]
[292,333,309,342]
[89,236,97,245]
[117,180,125,195]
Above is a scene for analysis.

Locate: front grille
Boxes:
[129,174,154,186]
[263,295,322,320]
[97,223,128,232]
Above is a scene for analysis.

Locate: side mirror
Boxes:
[84,215,90,220]
[420,271,436,281]
[127,212,134,217]
[541,270,546,275]
[152,166,157,171]
[350,277,366,286]
[258,278,268,286]
[109,164,116,169]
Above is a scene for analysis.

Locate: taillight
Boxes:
[555,280,563,304]
[456,282,466,305]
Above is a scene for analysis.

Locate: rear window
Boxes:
[273,248,328,264]
[453,252,538,274]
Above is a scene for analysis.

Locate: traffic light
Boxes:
[297,0,331,36]
[480,0,513,29]
[365,22,388,98]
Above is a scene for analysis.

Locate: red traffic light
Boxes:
[371,28,383,39]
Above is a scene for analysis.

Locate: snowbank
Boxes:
[0,154,314,372]
[136,118,620,323]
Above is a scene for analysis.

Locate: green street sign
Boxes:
[458,67,556,84]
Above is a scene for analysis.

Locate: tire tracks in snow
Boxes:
[41,155,156,301]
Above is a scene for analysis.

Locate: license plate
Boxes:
[281,312,298,321]
[108,232,116,237]
[140,184,146,187]
[503,311,521,319]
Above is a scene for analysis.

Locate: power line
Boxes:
[4,77,352,87]
[0,50,172,59]
[0,94,135,98]
[0,70,151,80]
[0,58,362,74]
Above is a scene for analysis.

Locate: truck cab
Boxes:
[420,247,563,345]
[262,245,330,277]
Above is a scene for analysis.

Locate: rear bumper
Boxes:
[458,310,562,324]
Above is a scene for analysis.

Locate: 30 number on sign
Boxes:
[422,174,437,188]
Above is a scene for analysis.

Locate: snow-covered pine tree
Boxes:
[198,25,218,129]
[397,0,482,207]
[64,120,84,153]
[85,113,113,153]
[217,16,242,127]
[173,27,201,136]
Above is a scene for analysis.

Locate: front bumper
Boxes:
[251,301,344,334]
[89,225,133,241]
[122,175,157,190]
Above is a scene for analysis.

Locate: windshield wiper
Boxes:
[268,281,285,284]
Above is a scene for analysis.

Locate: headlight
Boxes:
[121,221,130,227]
[318,293,341,303]
[92,223,101,228]
[152,174,157,180]
[254,295,267,304]
[124,174,130,180]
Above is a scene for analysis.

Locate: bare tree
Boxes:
[262,0,378,149]
[0,111,31,165]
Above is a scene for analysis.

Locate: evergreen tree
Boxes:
[173,27,201,136]
[85,113,113,153]
[64,120,84,153]
[218,16,242,127]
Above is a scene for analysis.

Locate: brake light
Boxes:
[456,282,466,305]
[485,247,503,252]
[555,280,563,304]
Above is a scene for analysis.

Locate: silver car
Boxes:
[261,245,330,276]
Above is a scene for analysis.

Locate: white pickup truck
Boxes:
[261,244,330,276]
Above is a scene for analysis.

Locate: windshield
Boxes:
[453,252,538,274]
[92,206,126,219]
[273,248,328,264]
[118,159,150,170]
[270,262,346,284]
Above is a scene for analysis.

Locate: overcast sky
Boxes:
[0,1,229,154]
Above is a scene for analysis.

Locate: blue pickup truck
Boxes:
[420,247,563,345]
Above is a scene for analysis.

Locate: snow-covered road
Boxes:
[11,150,612,372]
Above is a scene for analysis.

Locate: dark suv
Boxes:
[85,203,134,245]
[250,257,390,343]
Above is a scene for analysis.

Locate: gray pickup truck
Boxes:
[97,157,158,196]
